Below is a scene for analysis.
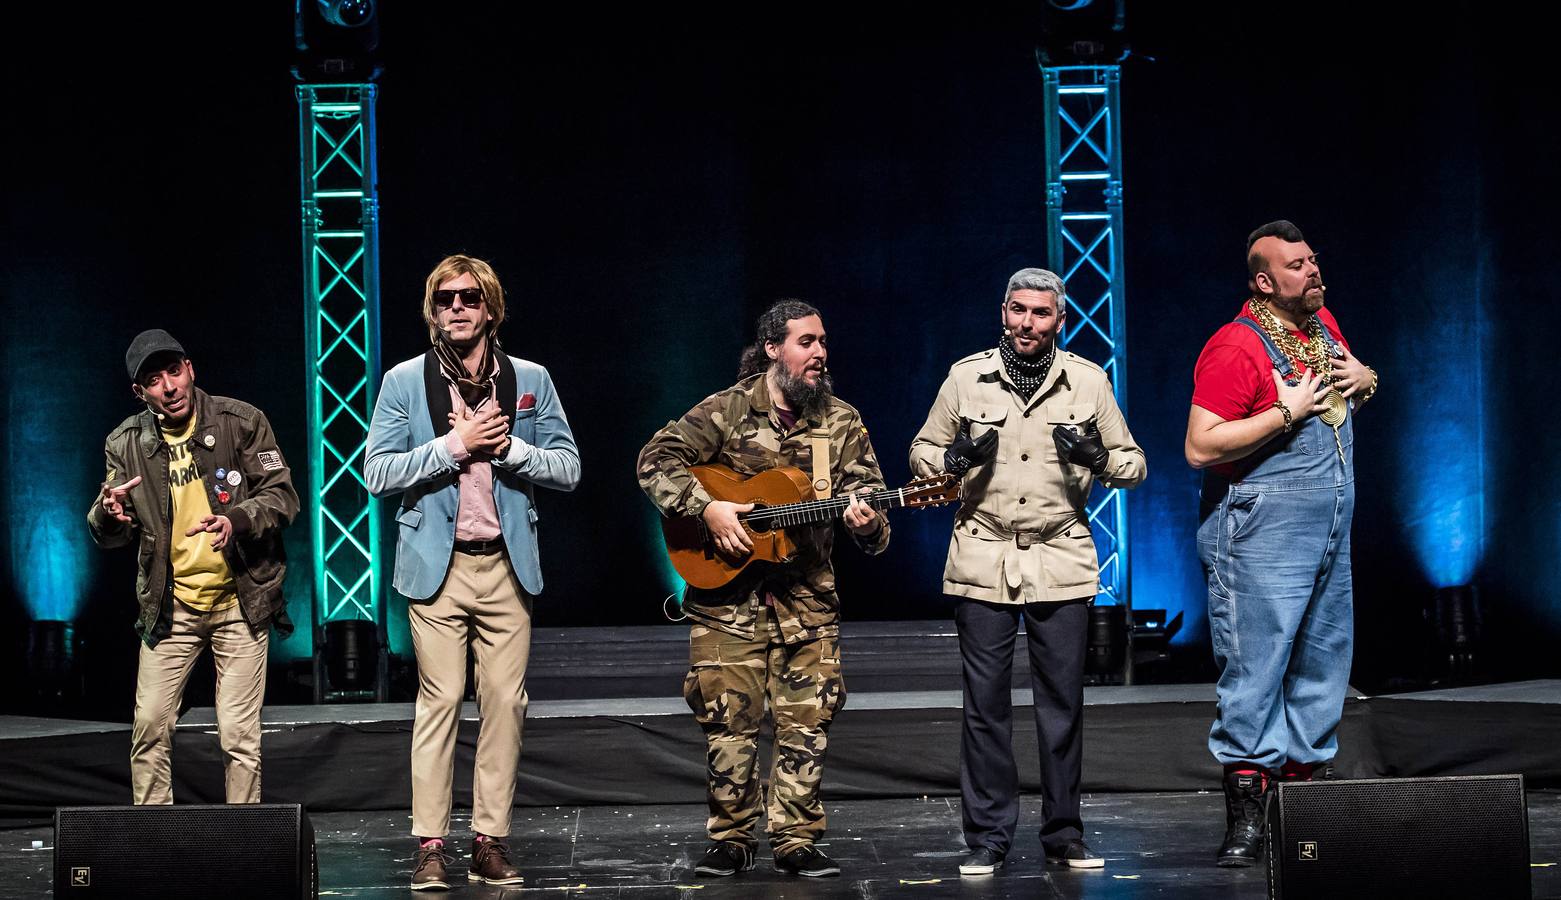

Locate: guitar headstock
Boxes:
[901,474,960,509]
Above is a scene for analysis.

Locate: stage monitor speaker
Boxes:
[1267,774,1528,900]
[54,803,317,899]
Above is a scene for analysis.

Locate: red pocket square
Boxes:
[518,392,536,411]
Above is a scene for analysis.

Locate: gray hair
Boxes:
[1003,267,1067,312]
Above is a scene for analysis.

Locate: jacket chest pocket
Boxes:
[1044,404,1094,462]
[959,404,1010,464]
[396,507,423,530]
[720,437,770,476]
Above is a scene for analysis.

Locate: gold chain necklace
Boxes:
[1247,298,1333,380]
[1247,298,1350,457]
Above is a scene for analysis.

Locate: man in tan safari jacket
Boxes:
[638,299,888,880]
[910,268,1144,876]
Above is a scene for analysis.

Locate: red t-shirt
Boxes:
[1192,303,1351,480]
[1192,302,1350,422]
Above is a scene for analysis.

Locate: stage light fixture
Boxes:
[1035,0,1129,66]
[1085,603,1127,676]
[319,0,373,28]
[293,0,381,82]
[27,619,77,706]
[1429,584,1481,681]
[324,618,380,693]
[1129,608,1182,666]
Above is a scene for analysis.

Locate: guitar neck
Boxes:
[739,488,907,529]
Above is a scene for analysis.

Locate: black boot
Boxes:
[1217,768,1269,868]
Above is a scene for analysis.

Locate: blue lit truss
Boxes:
[296,84,383,633]
[1041,65,1130,610]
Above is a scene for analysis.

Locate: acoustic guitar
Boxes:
[660,464,960,589]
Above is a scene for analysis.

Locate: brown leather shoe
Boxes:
[411,842,453,891]
[469,837,523,885]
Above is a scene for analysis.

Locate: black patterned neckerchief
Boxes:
[997,334,1056,400]
[433,335,498,410]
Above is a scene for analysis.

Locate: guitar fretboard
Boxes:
[738,488,912,529]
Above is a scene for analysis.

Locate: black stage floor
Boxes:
[4,791,1559,898]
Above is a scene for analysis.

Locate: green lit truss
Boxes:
[296,84,383,644]
[1041,65,1131,611]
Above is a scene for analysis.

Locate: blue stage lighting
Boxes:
[7,448,93,623]
[1407,477,1484,588]
[1397,285,1487,588]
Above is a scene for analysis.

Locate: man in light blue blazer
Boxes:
[366,254,580,891]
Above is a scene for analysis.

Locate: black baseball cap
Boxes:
[125,329,187,382]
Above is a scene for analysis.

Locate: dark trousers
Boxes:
[956,597,1088,855]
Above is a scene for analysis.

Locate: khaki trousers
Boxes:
[131,599,268,805]
[409,549,532,838]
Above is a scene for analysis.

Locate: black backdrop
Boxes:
[4,3,1558,712]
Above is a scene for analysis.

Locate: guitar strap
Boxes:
[809,427,832,500]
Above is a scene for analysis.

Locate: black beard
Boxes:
[771,363,834,419]
[1270,292,1323,320]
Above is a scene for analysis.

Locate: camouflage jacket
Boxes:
[637,373,890,643]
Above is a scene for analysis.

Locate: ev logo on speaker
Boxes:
[70,866,90,886]
[1298,841,1319,861]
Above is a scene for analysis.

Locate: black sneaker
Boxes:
[773,844,841,877]
[958,846,1005,876]
[693,841,755,877]
[1047,839,1105,869]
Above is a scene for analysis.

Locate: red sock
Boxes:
[418,837,443,849]
[1279,761,1315,781]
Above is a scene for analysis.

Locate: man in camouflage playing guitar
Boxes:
[637,299,889,879]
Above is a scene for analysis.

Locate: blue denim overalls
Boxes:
[1196,317,1355,770]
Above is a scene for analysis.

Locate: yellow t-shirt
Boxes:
[164,414,237,612]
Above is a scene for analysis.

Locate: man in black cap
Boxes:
[87,329,298,804]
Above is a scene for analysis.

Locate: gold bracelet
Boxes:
[1272,400,1293,433]
[1359,367,1379,403]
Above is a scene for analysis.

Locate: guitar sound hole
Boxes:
[745,503,776,534]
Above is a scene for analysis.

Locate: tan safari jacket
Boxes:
[909,349,1145,604]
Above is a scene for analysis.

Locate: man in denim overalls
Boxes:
[1185,220,1378,867]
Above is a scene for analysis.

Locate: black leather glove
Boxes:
[944,419,999,476]
[1053,419,1109,475]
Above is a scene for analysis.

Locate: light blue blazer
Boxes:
[365,350,581,600]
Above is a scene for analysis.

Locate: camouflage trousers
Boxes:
[683,605,846,853]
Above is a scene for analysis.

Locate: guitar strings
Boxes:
[739,486,917,525]
[741,480,950,522]
[741,489,891,517]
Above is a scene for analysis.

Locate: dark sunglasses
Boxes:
[432,287,484,309]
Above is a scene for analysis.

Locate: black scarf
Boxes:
[998,335,1055,400]
[432,336,498,410]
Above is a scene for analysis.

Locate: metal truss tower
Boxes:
[1041,64,1132,617]
[297,83,385,700]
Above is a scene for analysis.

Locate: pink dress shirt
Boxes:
[443,381,504,543]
